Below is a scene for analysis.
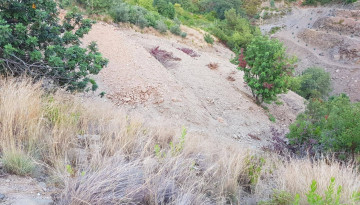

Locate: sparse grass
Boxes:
[207,62,219,70]
[0,78,359,204]
[1,150,35,176]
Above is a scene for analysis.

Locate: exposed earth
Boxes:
[260,4,360,101]
[80,22,306,149]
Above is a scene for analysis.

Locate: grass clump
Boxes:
[204,33,214,44]
[1,151,35,176]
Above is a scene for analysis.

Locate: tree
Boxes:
[238,36,296,104]
[0,0,108,91]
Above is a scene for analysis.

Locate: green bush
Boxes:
[2,151,35,176]
[180,31,187,38]
[110,3,131,23]
[155,20,168,33]
[77,0,114,14]
[294,67,332,100]
[153,0,175,19]
[0,0,108,91]
[238,36,296,104]
[210,9,260,51]
[170,24,181,35]
[287,94,360,160]
[204,33,214,44]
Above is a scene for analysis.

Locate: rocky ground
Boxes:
[261,4,360,101]
[0,163,53,205]
[81,22,305,149]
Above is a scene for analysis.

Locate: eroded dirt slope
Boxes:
[81,22,305,148]
[261,5,360,101]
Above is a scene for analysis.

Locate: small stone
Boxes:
[335,69,340,73]
[39,182,47,192]
[0,193,5,201]
[5,179,10,183]
[217,117,224,123]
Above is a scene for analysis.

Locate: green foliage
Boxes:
[77,0,114,14]
[154,127,187,158]
[303,0,357,5]
[153,0,175,19]
[138,0,156,11]
[180,31,187,38]
[0,0,108,91]
[2,151,35,176]
[200,0,244,19]
[170,127,187,155]
[269,114,276,122]
[155,20,168,33]
[211,9,260,51]
[292,67,332,100]
[246,156,266,186]
[238,36,295,104]
[170,24,181,35]
[306,177,342,205]
[287,94,360,159]
[204,33,214,44]
[259,190,298,205]
[110,2,131,22]
[270,0,275,8]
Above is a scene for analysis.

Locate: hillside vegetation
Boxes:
[0,78,358,204]
[0,0,360,204]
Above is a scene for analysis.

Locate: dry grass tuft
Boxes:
[207,62,219,70]
[0,77,359,204]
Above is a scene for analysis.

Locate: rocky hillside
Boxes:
[261,5,360,101]
[81,22,305,148]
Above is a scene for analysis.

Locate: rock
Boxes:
[336,69,340,73]
[217,117,224,123]
[0,193,5,201]
[38,182,47,192]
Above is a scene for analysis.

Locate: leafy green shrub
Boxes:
[287,94,360,160]
[270,0,276,8]
[170,24,181,35]
[259,190,298,205]
[0,0,108,91]
[204,33,214,44]
[155,20,168,33]
[2,151,35,176]
[210,9,260,51]
[293,67,332,100]
[77,0,114,14]
[138,0,156,11]
[110,3,131,22]
[153,0,175,19]
[145,12,159,27]
[200,0,244,19]
[306,177,342,205]
[180,31,187,38]
[238,36,296,104]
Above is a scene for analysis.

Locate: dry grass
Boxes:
[207,62,219,70]
[0,78,359,204]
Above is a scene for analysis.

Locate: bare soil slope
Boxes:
[261,6,360,101]
[81,22,305,148]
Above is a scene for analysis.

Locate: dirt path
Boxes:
[261,6,360,101]
[81,22,305,148]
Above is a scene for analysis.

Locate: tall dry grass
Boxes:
[0,78,359,204]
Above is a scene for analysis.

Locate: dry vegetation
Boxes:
[0,78,359,204]
[207,62,219,70]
